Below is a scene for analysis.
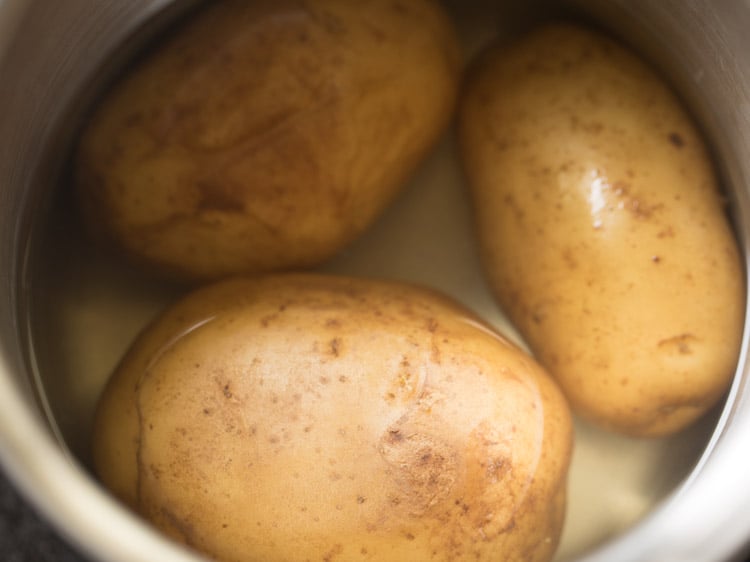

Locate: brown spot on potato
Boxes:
[306,4,346,36]
[657,226,675,238]
[195,180,245,213]
[149,464,162,481]
[483,457,510,483]
[492,137,511,151]
[463,421,519,540]
[503,194,525,223]
[569,115,604,134]
[260,314,277,327]
[222,384,232,399]
[124,111,144,127]
[379,417,457,516]
[668,132,685,147]
[366,23,387,43]
[562,247,578,270]
[329,338,341,357]
[658,333,698,355]
[325,318,342,328]
[613,182,662,219]
[322,543,343,562]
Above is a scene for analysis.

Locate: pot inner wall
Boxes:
[5,1,747,561]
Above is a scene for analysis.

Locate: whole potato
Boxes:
[75,0,460,281]
[92,274,573,562]
[459,22,745,437]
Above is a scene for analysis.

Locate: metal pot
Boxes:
[0,1,748,561]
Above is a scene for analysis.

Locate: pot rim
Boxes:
[1,1,749,561]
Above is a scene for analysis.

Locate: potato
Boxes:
[92,274,573,562]
[75,0,460,281]
[458,22,745,437]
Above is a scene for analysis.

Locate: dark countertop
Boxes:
[0,468,85,562]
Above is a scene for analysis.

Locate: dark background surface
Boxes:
[0,468,85,562]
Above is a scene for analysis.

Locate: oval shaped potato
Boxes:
[459,22,745,437]
[75,0,460,281]
[92,274,572,562]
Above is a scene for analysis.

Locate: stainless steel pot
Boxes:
[0,1,748,561]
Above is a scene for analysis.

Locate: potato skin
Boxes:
[92,274,572,562]
[459,22,745,437]
[75,0,460,281]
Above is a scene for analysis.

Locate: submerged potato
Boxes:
[75,0,460,281]
[92,274,573,562]
[459,22,745,437]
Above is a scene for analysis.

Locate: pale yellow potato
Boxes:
[459,22,745,437]
[75,0,460,281]
[92,274,573,562]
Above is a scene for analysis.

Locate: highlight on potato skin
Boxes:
[91,273,573,562]
[75,0,461,282]
[458,21,745,437]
